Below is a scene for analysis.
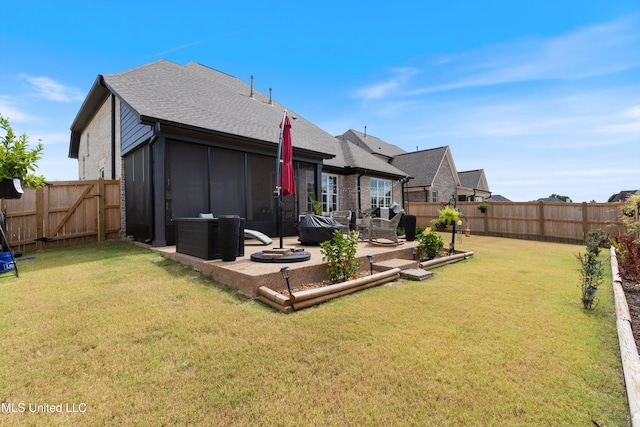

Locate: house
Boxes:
[609,190,640,203]
[486,194,511,202]
[457,169,491,201]
[387,146,489,203]
[68,60,406,246]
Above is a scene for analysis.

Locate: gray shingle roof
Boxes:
[101,59,338,158]
[337,129,406,158]
[390,146,449,187]
[325,138,408,177]
[458,170,483,189]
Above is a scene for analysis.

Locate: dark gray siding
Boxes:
[120,102,153,156]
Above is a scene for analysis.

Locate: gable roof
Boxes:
[390,146,459,187]
[486,194,511,202]
[325,138,408,178]
[69,60,408,179]
[70,59,338,159]
[337,129,406,159]
[458,169,489,192]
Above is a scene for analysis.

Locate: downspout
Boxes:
[147,122,161,244]
[357,170,367,214]
[424,186,429,202]
[111,94,116,179]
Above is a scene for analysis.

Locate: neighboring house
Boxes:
[339,130,492,204]
[609,190,640,203]
[457,169,491,201]
[389,146,491,203]
[68,59,405,246]
[537,197,566,203]
[486,194,511,202]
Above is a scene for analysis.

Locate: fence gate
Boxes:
[0,179,121,253]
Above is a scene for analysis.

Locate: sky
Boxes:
[1,0,638,202]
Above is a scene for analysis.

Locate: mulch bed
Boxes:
[621,278,640,352]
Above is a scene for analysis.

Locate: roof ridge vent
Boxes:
[250,75,255,99]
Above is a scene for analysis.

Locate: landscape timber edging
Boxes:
[610,246,640,427]
[257,268,402,313]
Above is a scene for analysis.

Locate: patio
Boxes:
[148,236,422,297]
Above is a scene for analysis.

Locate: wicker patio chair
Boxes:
[330,210,352,232]
[369,210,404,243]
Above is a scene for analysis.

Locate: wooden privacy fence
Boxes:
[0,179,122,252]
[406,201,626,244]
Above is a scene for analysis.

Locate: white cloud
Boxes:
[21,75,84,102]
[0,97,37,122]
[354,67,420,100]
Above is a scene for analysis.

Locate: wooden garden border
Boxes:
[610,246,640,427]
[257,268,402,313]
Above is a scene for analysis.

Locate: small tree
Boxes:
[417,227,444,260]
[320,230,362,283]
[0,114,45,188]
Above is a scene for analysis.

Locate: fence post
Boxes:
[483,208,489,234]
[539,201,545,239]
[98,178,106,241]
[582,202,588,242]
[36,187,45,251]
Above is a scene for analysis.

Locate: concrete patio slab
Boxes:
[146,236,420,297]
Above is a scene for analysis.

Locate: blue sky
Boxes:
[1,0,638,202]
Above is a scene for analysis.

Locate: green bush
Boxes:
[417,228,444,260]
[320,230,362,283]
[585,229,608,256]
[577,251,603,310]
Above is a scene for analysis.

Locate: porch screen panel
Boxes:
[167,141,208,218]
[247,154,276,222]
[209,148,245,217]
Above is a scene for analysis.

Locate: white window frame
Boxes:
[321,174,339,214]
[370,178,392,208]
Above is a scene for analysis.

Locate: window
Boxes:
[370,178,392,208]
[321,174,338,213]
[431,190,438,203]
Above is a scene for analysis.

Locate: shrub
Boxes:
[619,194,640,238]
[585,229,608,256]
[576,251,603,310]
[320,230,362,283]
[614,234,640,287]
[417,228,444,260]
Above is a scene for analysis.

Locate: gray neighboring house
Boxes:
[68,59,406,246]
[457,169,491,201]
[486,194,511,202]
[339,131,492,204]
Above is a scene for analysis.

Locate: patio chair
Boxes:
[369,210,404,243]
[330,210,352,232]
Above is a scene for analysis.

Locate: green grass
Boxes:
[0,236,628,426]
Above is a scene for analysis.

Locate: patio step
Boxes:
[400,268,433,281]
[373,258,418,272]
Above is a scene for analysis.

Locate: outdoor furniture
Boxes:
[330,210,352,232]
[174,216,245,260]
[297,214,343,245]
[369,210,405,243]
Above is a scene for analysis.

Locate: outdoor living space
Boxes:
[149,236,425,298]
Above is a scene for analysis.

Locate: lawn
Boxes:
[0,236,628,426]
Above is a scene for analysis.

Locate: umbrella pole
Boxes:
[275,110,287,249]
